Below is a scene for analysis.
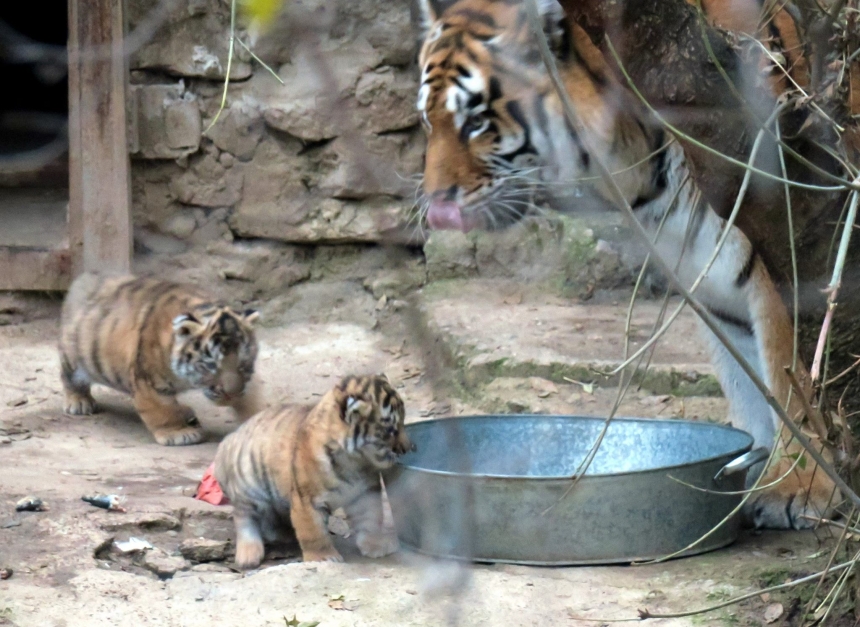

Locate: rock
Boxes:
[140,549,189,578]
[179,538,230,563]
[318,133,423,200]
[130,83,201,159]
[353,67,419,134]
[424,231,478,281]
[168,153,243,208]
[206,98,265,161]
[134,228,188,255]
[363,258,426,298]
[128,0,251,80]
[189,208,234,245]
[209,240,311,292]
[262,39,380,141]
[231,196,413,244]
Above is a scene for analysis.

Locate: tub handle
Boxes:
[715,447,769,482]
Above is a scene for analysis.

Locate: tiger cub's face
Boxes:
[416,0,566,232]
[171,305,259,404]
[336,375,412,469]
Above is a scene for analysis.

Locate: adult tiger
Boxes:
[414,0,839,529]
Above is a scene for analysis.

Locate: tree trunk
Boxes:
[566,0,860,419]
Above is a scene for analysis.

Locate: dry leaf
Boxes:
[763,602,784,624]
[328,595,357,611]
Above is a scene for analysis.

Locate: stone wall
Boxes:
[125,0,637,292]
[127,0,423,249]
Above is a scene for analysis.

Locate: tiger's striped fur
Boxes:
[59,272,260,446]
[214,374,411,568]
[415,0,838,529]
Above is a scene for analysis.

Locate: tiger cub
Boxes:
[214,374,412,568]
[59,272,260,446]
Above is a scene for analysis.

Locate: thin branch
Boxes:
[811,182,860,380]
[204,0,237,135]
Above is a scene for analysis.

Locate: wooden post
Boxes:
[68,0,133,276]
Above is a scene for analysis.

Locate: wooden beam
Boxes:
[0,248,72,292]
[68,0,132,276]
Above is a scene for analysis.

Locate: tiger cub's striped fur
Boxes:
[59,272,260,446]
[214,375,411,568]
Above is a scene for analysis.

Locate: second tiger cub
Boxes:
[59,272,260,446]
[214,375,412,568]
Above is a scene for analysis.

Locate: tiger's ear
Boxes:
[242,308,260,325]
[535,0,568,58]
[172,313,203,338]
[413,0,453,36]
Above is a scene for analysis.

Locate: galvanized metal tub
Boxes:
[383,415,765,565]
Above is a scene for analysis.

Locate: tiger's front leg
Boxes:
[132,383,205,446]
[346,482,399,558]
[649,183,839,529]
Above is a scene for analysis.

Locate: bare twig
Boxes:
[204,0,238,134]
[811,181,860,380]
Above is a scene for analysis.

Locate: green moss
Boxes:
[459,350,723,398]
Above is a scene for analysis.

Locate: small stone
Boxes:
[529,377,558,398]
[6,397,27,407]
[0,436,11,445]
[0,568,12,580]
[15,496,46,512]
[140,549,189,578]
[1,519,21,529]
[179,538,230,563]
[219,152,235,168]
[162,213,198,240]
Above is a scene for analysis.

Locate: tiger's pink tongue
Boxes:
[427,199,465,231]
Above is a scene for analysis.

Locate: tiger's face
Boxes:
[171,305,259,404]
[336,374,412,469]
[416,0,568,232]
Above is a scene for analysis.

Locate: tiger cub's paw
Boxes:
[235,537,265,570]
[64,392,96,415]
[153,425,206,446]
[301,548,344,563]
[356,531,399,558]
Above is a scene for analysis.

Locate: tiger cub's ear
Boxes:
[343,395,373,424]
[242,308,260,325]
[172,313,203,338]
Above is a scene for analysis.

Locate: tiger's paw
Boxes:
[153,425,205,446]
[301,548,344,563]
[64,393,96,415]
[235,538,265,570]
[745,461,839,529]
[356,531,399,558]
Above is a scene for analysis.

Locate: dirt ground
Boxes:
[0,251,846,627]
